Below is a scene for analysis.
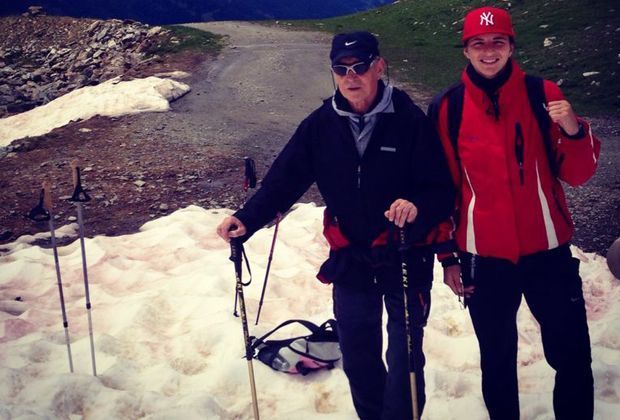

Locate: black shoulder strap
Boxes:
[252,319,320,347]
[524,75,557,176]
[447,83,465,153]
[428,82,464,159]
[430,76,556,177]
[310,319,339,341]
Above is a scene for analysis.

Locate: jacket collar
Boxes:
[466,58,513,97]
[331,80,395,118]
[462,59,525,107]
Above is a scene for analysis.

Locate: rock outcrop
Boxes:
[0,13,171,116]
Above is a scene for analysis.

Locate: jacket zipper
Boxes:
[515,122,524,185]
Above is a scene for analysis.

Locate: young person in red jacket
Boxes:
[429,7,601,420]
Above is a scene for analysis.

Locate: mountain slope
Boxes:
[0,0,393,24]
[294,0,619,115]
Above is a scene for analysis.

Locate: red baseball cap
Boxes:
[462,7,515,44]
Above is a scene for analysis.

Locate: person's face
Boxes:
[332,56,384,110]
[464,33,514,79]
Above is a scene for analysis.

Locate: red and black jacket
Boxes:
[431,61,600,263]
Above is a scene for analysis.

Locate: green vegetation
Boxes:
[287,0,619,115]
[146,25,225,56]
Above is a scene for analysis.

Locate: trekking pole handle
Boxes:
[230,238,240,264]
[69,159,91,202]
[229,228,241,260]
[70,159,79,189]
[28,183,51,222]
[42,181,53,212]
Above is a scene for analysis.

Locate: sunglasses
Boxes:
[331,59,375,76]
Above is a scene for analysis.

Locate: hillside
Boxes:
[290,0,619,116]
[0,0,393,24]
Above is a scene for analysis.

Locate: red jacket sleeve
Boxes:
[543,80,601,187]
[427,218,458,263]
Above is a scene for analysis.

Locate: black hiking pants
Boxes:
[460,244,593,420]
[332,247,433,420]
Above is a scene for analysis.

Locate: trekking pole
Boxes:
[28,182,74,373]
[233,157,258,317]
[68,159,97,377]
[254,212,281,325]
[398,228,420,420]
[243,156,257,192]
[230,237,260,420]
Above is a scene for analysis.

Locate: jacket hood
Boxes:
[331,81,395,118]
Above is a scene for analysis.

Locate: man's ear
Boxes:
[375,57,386,76]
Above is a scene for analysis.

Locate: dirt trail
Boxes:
[163,22,336,157]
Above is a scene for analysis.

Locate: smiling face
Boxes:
[464,33,514,79]
[333,56,385,114]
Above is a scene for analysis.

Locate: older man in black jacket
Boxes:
[217,31,454,419]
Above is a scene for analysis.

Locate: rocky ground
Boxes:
[0,19,331,249]
[563,117,619,255]
[0,16,618,256]
[0,12,173,116]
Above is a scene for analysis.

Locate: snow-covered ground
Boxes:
[0,76,190,147]
[1,203,618,419]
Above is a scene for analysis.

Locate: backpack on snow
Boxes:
[250,319,341,375]
[427,74,558,177]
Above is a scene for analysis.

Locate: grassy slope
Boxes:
[147,25,225,56]
[286,0,619,116]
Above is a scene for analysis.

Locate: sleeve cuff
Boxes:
[560,122,586,140]
[440,256,460,268]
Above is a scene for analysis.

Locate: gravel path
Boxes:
[123,21,337,206]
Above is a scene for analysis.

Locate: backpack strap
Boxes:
[309,319,339,342]
[250,319,321,350]
[431,76,556,177]
[428,82,464,162]
[524,74,557,177]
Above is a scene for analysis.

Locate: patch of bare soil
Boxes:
[0,51,245,247]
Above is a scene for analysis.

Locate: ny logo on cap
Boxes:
[480,11,494,26]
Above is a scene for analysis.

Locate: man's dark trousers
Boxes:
[333,249,433,420]
[460,244,593,420]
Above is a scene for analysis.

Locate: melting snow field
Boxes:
[0,204,618,419]
[0,76,190,147]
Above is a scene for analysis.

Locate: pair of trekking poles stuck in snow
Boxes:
[229,159,420,419]
[28,160,97,377]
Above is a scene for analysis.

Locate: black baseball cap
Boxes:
[330,31,380,65]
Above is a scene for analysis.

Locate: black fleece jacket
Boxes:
[234,86,455,247]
